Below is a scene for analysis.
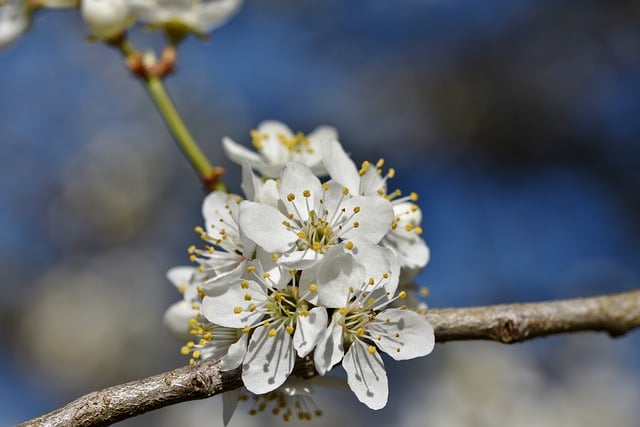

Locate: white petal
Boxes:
[222,136,265,167]
[163,301,196,341]
[240,163,259,201]
[321,139,360,193]
[277,248,323,270]
[166,266,196,290]
[201,280,266,328]
[255,121,293,164]
[340,196,394,244]
[308,125,338,144]
[242,324,295,394]
[201,257,246,294]
[220,333,249,370]
[342,340,388,410]
[313,247,365,308]
[382,231,430,270]
[313,318,344,375]
[238,201,297,253]
[191,0,243,32]
[279,162,322,221]
[294,307,328,357]
[350,242,400,296]
[360,165,386,196]
[369,308,434,361]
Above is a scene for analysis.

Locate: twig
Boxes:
[19,289,640,427]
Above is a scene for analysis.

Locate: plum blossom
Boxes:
[223,121,338,178]
[201,262,327,394]
[313,248,434,409]
[0,0,28,49]
[130,0,243,38]
[238,162,394,269]
[321,139,430,272]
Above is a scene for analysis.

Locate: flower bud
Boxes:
[81,0,133,40]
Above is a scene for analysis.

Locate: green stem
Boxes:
[116,39,226,192]
[145,77,215,177]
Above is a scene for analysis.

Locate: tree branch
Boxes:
[19,289,640,427]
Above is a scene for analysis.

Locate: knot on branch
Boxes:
[493,316,528,343]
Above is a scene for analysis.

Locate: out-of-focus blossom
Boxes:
[223,120,337,178]
[0,0,28,49]
[130,0,243,39]
[81,0,134,40]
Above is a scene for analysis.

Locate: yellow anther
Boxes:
[420,287,430,297]
[368,278,375,285]
[241,280,249,289]
[382,272,389,279]
[391,222,398,230]
[353,221,360,228]
[299,310,309,317]
[356,328,365,337]
[246,265,256,273]
[312,242,321,251]
[348,286,354,293]
[309,284,318,292]
[376,158,385,168]
[405,223,414,232]
[244,294,252,301]
[189,254,196,262]
[345,241,354,250]
[415,226,423,235]
[410,192,418,201]
[368,345,377,354]
[233,306,243,314]
[368,298,375,306]
[399,291,407,299]
[322,183,329,191]
[353,206,361,213]
[287,193,295,202]
[189,358,195,365]
[242,326,251,333]
[297,231,306,238]
[342,187,349,196]
[194,226,204,234]
[272,253,279,261]
[385,317,391,323]
[187,245,196,254]
[177,284,187,294]
[286,326,294,334]
[339,307,348,315]
[192,350,201,359]
[303,189,311,198]
[282,220,291,227]
[263,272,271,279]
[249,304,257,312]
[263,320,270,327]
[188,318,198,328]
[207,246,214,254]
[180,346,190,355]
[268,328,277,337]
[396,347,401,353]
[388,168,396,178]
[395,333,400,338]
[186,341,195,348]
[197,266,204,273]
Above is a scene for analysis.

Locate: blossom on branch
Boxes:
[164,121,434,422]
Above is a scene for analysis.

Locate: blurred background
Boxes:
[1,0,640,425]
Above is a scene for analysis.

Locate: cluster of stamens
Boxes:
[238,389,323,422]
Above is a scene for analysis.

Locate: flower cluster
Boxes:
[164,121,434,421]
[1,0,242,50]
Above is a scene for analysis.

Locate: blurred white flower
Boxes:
[223,121,337,178]
[0,0,28,49]
[81,0,134,40]
[130,0,243,38]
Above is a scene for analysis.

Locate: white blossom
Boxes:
[81,0,133,40]
[238,162,394,270]
[130,0,243,37]
[0,0,28,49]
[313,252,434,409]
[201,262,326,394]
[321,139,430,271]
[223,121,337,178]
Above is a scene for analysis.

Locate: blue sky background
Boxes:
[1,1,640,425]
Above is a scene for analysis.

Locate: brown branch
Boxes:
[19,289,640,427]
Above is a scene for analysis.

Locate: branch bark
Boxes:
[19,289,640,427]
